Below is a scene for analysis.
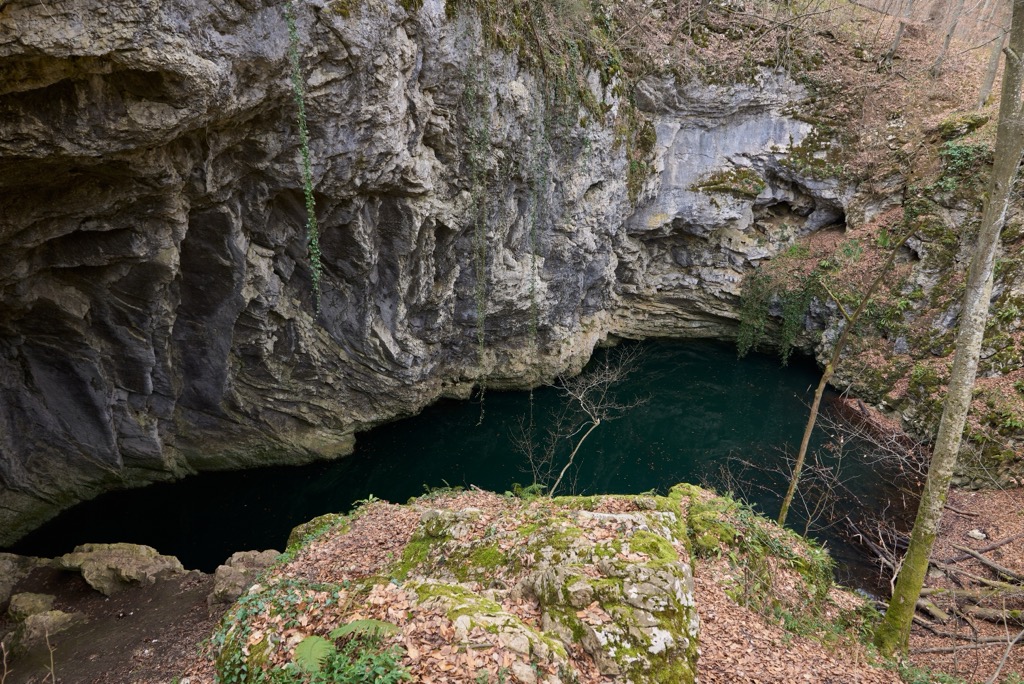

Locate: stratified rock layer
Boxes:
[0,0,844,543]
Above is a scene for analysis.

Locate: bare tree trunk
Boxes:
[777,362,834,526]
[549,419,599,497]
[975,0,1004,37]
[875,0,1024,656]
[977,30,1007,108]
[975,0,997,34]
[884,0,916,64]
[777,234,910,526]
[931,0,967,76]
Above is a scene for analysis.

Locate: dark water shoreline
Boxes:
[6,339,910,592]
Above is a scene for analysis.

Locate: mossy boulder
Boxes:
[506,508,698,682]
[210,491,701,683]
[391,498,700,682]
[209,549,280,605]
[57,543,184,596]
[934,112,989,140]
[285,512,349,552]
[7,592,55,622]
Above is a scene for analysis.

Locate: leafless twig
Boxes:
[513,345,647,497]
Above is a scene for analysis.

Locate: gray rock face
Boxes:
[618,71,848,338]
[0,554,42,609]
[0,0,844,544]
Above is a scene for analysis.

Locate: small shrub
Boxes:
[286,634,410,684]
[897,663,969,684]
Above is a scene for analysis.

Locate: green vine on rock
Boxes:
[736,270,773,359]
[527,97,552,366]
[779,283,815,366]
[285,1,323,313]
[737,267,820,365]
[463,55,492,417]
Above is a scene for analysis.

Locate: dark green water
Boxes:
[8,340,897,587]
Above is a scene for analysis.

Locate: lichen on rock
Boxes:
[210,488,701,683]
[57,542,185,596]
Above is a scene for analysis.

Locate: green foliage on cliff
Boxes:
[446,0,623,112]
[737,267,819,366]
[692,168,767,199]
[285,2,323,313]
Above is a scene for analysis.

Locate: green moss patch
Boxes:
[934,112,989,141]
[692,168,767,198]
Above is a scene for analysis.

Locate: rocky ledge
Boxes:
[211,488,701,683]
[190,484,880,684]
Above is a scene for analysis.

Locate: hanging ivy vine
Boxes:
[285,2,323,313]
[527,97,552,360]
[462,55,493,416]
[522,94,552,441]
[737,270,773,359]
[737,263,825,365]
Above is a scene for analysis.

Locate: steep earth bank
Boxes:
[0,0,848,543]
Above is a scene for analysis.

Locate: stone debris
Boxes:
[208,549,280,605]
[6,592,55,622]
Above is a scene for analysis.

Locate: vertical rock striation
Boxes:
[0,0,846,544]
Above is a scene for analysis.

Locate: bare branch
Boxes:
[986,628,1024,683]
[513,345,648,497]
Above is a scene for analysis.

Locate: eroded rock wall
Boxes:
[0,0,844,543]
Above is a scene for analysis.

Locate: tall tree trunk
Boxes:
[777,234,910,527]
[884,0,916,65]
[875,0,1024,656]
[975,0,998,35]
[977,30,1007,109]
[931,0,967,77]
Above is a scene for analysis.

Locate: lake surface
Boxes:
[8,339,899,588]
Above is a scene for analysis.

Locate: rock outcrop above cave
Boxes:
[0,0,845,543]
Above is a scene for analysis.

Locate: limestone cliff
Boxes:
[0,0,846,543]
